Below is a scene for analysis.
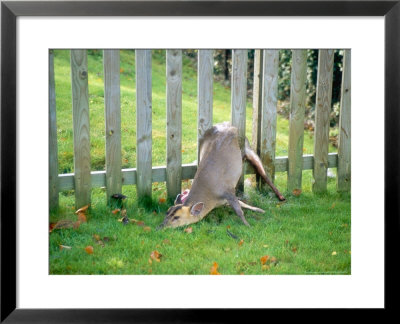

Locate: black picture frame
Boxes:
[1,0,398,322]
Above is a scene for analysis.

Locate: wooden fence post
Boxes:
[70,50,91,209]
[252,49,263,188]
[337,49,351,191]
[136,50,153,201]
[260,49,279,190]
[49,50,59,210]
[166,49,183,200]
[313,49,334,193]
[287,49,307,193]
[197,50,214,163]
[103,49,122,202]
[231,49,248,194]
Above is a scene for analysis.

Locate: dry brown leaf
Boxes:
[150,250,162,262]
[93,234,101,241]
[143,226,151,232]
[136,221,145,227]
[260,255,269,265]
[184,227,193,234]
[292,189,302,197]
[85,246,94,254]
[59,245,71,251]
[270,257,277,264]
[158,197,166,204]
[111,209,120,214]
[210,262,220,275]
[238,239,244,246]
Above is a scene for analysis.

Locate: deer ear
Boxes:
[190,202,204,216]
[174,194,183,205]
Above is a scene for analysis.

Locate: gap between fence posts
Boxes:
[252,49,263,188]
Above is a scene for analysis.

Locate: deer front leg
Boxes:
[224,192,250,226]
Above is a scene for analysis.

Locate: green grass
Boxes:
[50,49,350,275]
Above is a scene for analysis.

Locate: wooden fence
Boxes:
[49,49,351,210]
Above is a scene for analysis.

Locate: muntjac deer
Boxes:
[158,122,285,229]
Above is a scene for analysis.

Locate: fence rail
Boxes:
[49,49,351,209]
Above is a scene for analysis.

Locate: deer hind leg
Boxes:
[238,200,265,213]
[224,192,250,226]
[244,138,286,201]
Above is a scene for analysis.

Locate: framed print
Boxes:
[1,0,399,322]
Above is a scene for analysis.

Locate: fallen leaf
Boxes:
[263,244,269,248]
[93,234,101,241]
[210,262,220,275]
[121,209,127,217]
[260,255,269,265]
[49,223,56,232]
[329,203,336,210]
[143,226,151,232]
[59,245,71,251]
[291,247,298,253]
[75,204,90,214]
[150,250,162,262]
[136,221,145,227]
[292,189,302,197]
[158,197,166,204]
[111,209,120,214]
[332,251,337,256]
[77,212,87,223]
[270,257,277,264]
[262,265,270,271]
[184,227,193,234]
[238,239,244,246]
[85,246,94,254]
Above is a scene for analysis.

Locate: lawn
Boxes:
[50,49,351,275]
